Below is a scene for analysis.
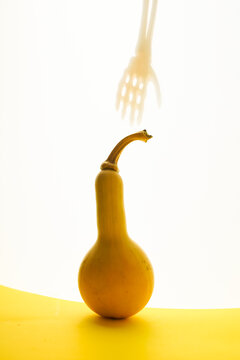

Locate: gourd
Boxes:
[78,130,154,319]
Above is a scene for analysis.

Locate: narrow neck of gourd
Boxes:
[96,131,152,241]
[96,170,127,241]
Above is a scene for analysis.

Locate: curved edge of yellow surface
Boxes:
[1,285,240,360]
[0,285,88,321]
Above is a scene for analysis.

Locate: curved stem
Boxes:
[101,130,152,172]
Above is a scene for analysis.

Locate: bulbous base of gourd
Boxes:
[78,238,154,319]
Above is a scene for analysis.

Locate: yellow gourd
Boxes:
[78,130,154,319]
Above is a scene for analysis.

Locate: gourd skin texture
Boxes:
[78,170,154,319]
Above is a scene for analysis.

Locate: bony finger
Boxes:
[150,67,161,106]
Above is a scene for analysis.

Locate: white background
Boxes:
[0,0,240,308]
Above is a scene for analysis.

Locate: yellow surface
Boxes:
[0,286,240,360]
